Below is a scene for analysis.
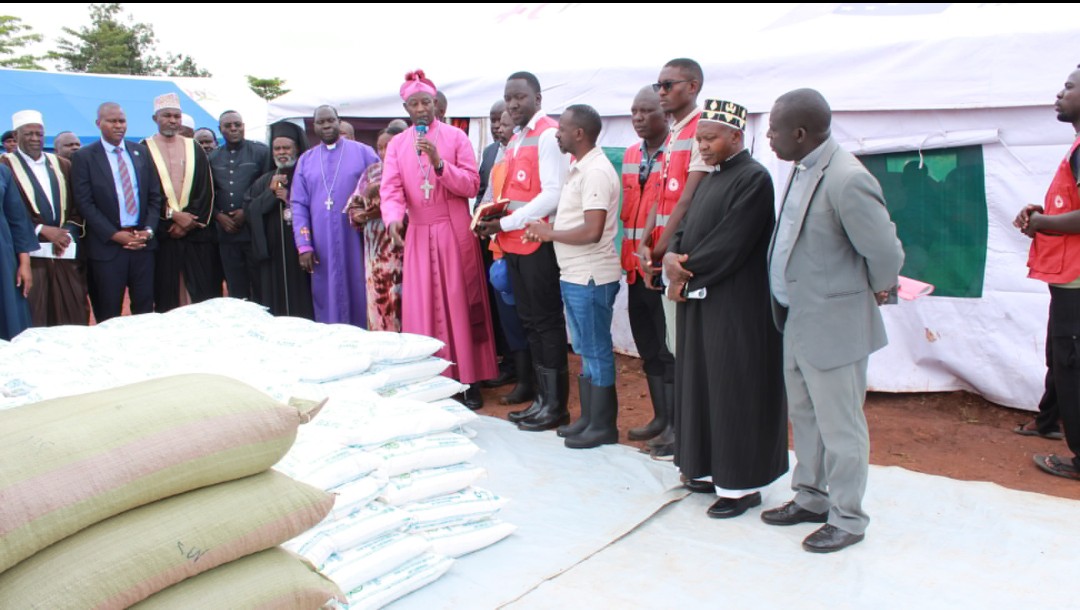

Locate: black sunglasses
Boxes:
[652,79,692,93]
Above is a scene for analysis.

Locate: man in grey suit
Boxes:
[761,89,903,553]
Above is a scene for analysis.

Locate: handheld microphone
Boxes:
[415,119,428,157]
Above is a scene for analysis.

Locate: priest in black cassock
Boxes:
[663,99,788,519]
[243,121,314,319]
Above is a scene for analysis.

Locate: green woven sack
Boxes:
[0,374,324,573]
[0,470,334,609]
[131,547,345,610]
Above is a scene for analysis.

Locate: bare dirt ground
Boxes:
[479,353,1080,501]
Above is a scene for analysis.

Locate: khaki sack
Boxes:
[0,374,323,572]
[130,547,345,610]
[0,470,333,609]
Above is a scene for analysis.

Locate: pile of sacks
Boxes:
[278,394,515,608]
[0,374,344,608]
[0,299,516,608]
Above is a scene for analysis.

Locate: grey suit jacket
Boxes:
[768,139,904,370]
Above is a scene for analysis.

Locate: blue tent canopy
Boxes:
[0,69,220,149]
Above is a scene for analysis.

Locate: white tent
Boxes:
[268,3,1080,410]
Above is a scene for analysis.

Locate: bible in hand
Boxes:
[470,198,510,231]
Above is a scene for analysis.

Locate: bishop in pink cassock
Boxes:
[381,71,497,404]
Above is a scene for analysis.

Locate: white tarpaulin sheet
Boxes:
[392,417,1080,609]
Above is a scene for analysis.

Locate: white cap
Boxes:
[12,109,43,131]
[153,93,182,113]
[181,113,195,129]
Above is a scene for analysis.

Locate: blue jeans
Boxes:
[560,279,620,387]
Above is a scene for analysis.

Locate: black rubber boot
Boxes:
[557,375,592,438]
[628,375,668,441]
[502,350,537,408]
[518,366,570,432]
[646,382,675,459]
[565,383,619,449]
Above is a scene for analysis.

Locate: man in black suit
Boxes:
[71,102,161,322]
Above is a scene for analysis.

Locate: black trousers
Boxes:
[504,243,567,370]
[1043,286,1080,466]
[88,249,154,322]
[627,278,675,382]
[219,241,260,300]
[155,238,223,312]
[479,235,509,358]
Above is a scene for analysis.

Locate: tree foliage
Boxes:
[247,75,290,100]
[0,15,44,70]
[50,3,211,77]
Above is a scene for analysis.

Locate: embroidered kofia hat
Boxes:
[700,99,747,131]
[153,93,182,113]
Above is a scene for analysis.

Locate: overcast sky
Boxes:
[6,3,536,84]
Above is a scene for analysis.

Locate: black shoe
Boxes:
[681,476,714,494]
[802,524,865,553]
[508,364,543,422]
[648,441,674,461]
[481,366,516,388]
[706,492,762,519]
[463,383,483,411]
[760,501,829,526]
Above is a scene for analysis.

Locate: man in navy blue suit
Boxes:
[71,102,162,322]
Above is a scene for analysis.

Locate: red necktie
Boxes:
[114,146,138,216]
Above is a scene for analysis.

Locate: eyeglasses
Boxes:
[652,79,692,93]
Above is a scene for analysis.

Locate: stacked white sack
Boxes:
[2,298,515,608]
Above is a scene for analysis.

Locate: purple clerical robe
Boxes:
[380,120,497,384]
[291,138,379,326]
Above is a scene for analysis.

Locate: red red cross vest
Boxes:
[651,114,700,245]
[1028,136,1080,284]
[497,115,559,256]
[621,142,666,284]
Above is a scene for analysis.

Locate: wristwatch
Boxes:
[144,227,154,240]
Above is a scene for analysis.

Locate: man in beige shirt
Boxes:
[525,104,621,450]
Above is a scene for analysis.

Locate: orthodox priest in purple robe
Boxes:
[291,105,379,326]
[381,70,497,408]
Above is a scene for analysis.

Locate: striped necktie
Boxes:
[114,146,138,216]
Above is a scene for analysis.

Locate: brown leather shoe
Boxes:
[760,500,828,526]
[802,524,865,553]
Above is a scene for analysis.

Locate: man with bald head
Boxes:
[71,102,162,322]
[210,110,270,300]
[435,91,448,123]
[338,120,356,141]
[621,86,675,444]
[761,88,903,553]
[53,132,81,161]
[194,128,217,155]
[1,110,88,326]
[475,99,518,389]
[290,104,379,325]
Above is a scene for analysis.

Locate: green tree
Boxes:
[51,3,210,77]
[0,15,44,70]
[246,75,290,100]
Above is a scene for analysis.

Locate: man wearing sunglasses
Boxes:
[638,58,710,460]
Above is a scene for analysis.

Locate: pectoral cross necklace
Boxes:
[416,128,440,200]
[320,142,346,211]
